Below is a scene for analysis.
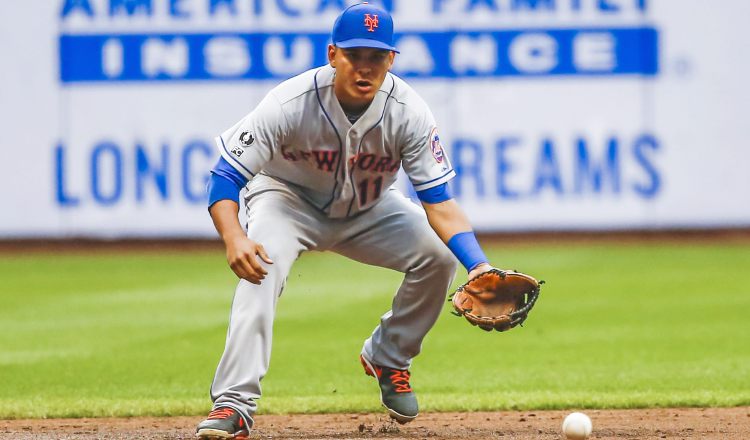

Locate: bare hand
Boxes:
[224,234,274,284]
[467,262,493,281]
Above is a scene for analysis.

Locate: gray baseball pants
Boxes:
[209,176,458,425]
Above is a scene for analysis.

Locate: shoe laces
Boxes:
[388,369,413,393]
[207,407,237,420]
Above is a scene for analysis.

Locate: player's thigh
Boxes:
[332,189,455,273]
[245,190,326,260]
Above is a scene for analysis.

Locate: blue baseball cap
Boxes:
[332,2,399,53]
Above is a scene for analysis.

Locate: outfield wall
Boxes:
[1,0,748,237]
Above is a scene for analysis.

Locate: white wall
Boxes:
[1,0,748,237]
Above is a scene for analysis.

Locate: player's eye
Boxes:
[371,51,389,63]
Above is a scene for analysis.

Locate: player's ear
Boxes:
[328,44,337,67]
[387,51,395,70]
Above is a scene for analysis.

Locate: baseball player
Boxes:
[196,3,493,439]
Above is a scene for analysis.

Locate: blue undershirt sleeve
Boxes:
[416,182,452,204]
[207,157,250,210]
[212,156,248,188]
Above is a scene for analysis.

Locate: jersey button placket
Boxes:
[331,132,355,217]
[346,131,359,204]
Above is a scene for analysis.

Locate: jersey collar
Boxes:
[318,65,394,132]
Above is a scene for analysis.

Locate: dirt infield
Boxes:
[2,407,749,439]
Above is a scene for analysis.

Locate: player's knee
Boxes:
[257,240,300,269]
[419,246,458,298]
[423,242,458,276]
[436,247,458,275]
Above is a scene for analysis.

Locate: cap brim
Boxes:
[335,38,400,53]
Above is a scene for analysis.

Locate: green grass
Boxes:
[0,242,749,418]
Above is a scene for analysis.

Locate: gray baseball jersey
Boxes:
[215,65,455,218]
[207,64,459,426]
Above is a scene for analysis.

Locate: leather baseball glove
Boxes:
[449,268,542,332]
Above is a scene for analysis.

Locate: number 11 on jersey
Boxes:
[358,176,384,206]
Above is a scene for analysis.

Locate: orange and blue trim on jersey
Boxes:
[412,169,455,190]
[219,136,256,179]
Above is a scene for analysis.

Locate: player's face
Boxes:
[328,45,395,113]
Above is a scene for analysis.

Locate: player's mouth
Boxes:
[354,79,373,93]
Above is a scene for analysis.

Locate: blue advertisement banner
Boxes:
[60,27,658,82]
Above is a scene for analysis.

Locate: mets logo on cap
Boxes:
[331,2,400,53]
[429,127,444,163]
[364,13,378,32]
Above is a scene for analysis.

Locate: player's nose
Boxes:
[357,65,372,76]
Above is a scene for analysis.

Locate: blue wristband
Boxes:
[447,231,488,272]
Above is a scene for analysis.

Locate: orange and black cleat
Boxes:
[196,406,251,439]
[360,354,418,424]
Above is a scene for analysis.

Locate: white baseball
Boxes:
[562,412,592,440]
